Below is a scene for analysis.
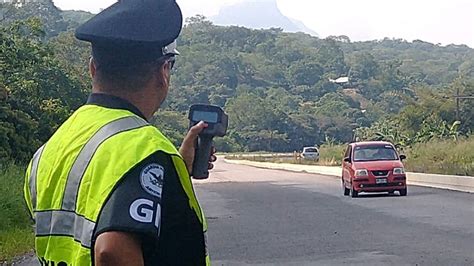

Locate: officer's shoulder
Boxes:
[141,126,180,154]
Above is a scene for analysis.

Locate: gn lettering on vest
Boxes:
[39,257,68,266]
[129,198,161,229]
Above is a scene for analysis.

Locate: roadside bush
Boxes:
[0,164,34,262]
[318,144,345,166]
[405,138,474,176]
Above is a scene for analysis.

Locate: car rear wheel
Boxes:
[350,186,359,198]
[399,188,407,196]
[343,180,350,196]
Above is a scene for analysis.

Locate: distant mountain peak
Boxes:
[211,0,318,36]
[0,0,52,4]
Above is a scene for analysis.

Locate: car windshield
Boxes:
[353,145,398,161]
[304,148,318,153]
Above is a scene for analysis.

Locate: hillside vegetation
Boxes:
[0,2,473,261]
[1,1,473,161]
[0,164,33,261]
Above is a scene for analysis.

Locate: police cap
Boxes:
[75,0,183,66]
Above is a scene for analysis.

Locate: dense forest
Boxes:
[1,1,473,163]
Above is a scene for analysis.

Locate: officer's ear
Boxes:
[155,60,170,89]
[89,57,97,79]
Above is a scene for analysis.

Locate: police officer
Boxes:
[23,0,212,265]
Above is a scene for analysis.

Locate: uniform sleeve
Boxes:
[93,151,178,245]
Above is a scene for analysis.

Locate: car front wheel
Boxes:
[351,185,359,198]
[399,188,407,196]
[343,180,350,196]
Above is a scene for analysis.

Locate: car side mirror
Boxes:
[400,155,406,161]
[343,157,351,163]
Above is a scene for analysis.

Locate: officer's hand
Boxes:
[180,121,208,174]
[209,146,217,170]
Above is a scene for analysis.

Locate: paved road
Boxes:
[197,160,474,266]
[16,159,474,265]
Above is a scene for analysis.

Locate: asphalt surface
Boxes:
[15,159,474,265]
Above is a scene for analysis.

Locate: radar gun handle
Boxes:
[192,135,214,180]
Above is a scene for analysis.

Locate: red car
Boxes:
[342,141,407,197]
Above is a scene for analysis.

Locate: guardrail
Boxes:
[225,153,295,159]
[224,159,474,193]
[407,172,474,193]
[224,152,323,164]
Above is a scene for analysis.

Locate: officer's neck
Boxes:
[92,86,160,121]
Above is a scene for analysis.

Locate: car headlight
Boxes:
[355,169,369,177]
[393,167,405,175]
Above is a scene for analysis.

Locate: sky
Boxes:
[52,0,474,47]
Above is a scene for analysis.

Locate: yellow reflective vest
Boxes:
[24,104,210,265]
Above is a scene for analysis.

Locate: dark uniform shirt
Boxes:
[88,94,206,266]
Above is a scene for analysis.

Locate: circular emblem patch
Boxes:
[140,164,165,198]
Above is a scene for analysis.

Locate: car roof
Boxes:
[350,141,394,147]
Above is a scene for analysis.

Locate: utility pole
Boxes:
[456,86,460,121]
[448,77,474,124]
[453,90,474,123]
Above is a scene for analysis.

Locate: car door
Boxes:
[342,145,352,185]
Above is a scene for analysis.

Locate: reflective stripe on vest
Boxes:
[27,105,210,265]
[29,145,45,213]
[61,116,148,211]
[30,116,148,247]
[35,211,95,248]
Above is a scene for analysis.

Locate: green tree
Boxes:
[0,19,87,162]
[1,1,68,38]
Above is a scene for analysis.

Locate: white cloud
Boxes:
[52,0,474,47]
[53,0,117,13]
[177,0,242,18]
[277,0,474,46]
[53,0,241,16]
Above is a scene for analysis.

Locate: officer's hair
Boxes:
[94,58,168,92]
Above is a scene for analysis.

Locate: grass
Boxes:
[318,144,346,166]
[224,144,346,166]
[404,138,474,176]
[225,138,474,176]
[0,164,34,263]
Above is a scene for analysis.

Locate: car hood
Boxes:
[353,160,403,170]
